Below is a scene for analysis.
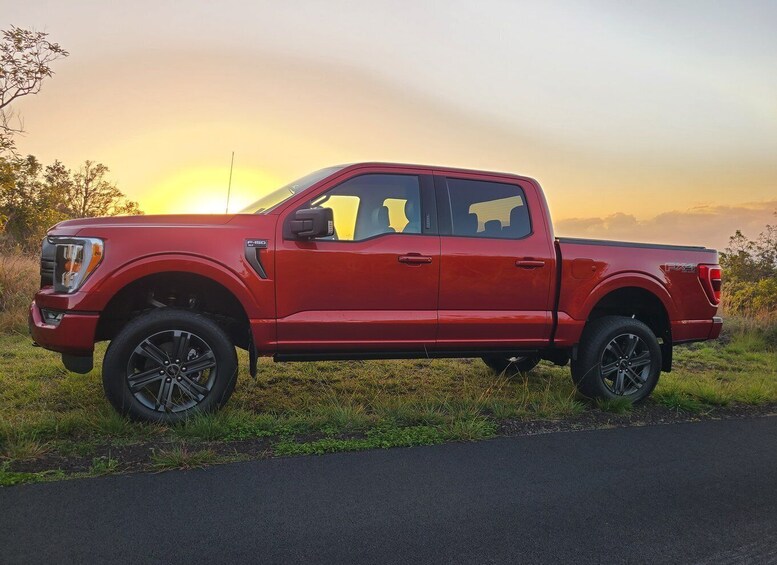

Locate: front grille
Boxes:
[40,238,56,288]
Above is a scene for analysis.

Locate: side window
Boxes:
[445,178,531,239]
[321,194,360,241]
[308,174,422,241]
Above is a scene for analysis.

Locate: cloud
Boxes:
[555,201,777,251]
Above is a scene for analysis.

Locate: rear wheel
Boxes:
[102,309,238,423]
[482,355,541,376]
[571,316,661,402]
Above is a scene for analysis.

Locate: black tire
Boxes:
[102,309,238,423]
[571,316,661,402]
[482,355,541,376]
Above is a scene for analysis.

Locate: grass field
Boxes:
[1,320,776,486]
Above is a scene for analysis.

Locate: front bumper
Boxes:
[28,299,99,355]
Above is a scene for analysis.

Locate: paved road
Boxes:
[2,417,777,564]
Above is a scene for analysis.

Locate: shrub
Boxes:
[719,224,776,316]
[722,279,777,315]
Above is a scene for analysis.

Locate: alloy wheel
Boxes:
[126,329,217,413]
[599,333,653,396]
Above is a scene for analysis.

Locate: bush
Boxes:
[0,253,38,333]
[720,224,776,315]
[722,279,777,314]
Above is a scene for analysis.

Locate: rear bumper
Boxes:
[28,299,99,355]
[709,316,723,339]
[672,316,723,343]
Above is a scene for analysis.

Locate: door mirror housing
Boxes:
[290,207,334,239]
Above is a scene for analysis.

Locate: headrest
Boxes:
[404,199,417,219]
[508,205,530,236]
[459,212,478,235]
[372,205,390,226]
[484,219,502,235]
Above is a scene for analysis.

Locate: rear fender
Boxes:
[579,273,677,322]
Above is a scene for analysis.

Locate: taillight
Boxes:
[698,264,722,305]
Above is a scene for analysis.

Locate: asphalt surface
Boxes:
[2,417,777,564]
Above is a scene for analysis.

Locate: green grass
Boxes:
[151,445,218,470]
[0,463,66,487]
[90,455,119,475]
[654,332,777,410]
[653,390,708,414]
[595,397,633,415]
[271,421,497,456]
[1,324,776,484]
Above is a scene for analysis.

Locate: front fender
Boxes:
[86,253,264,318]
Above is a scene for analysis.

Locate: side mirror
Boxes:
[290,207,334,239]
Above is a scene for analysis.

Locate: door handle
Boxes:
[398,254,433,265]
[515,259,546,269]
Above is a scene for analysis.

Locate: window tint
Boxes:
[307,174,422,241]
[446,178,531,239]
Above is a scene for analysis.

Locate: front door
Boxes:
[435,174,555,348]
[274,171,440,351]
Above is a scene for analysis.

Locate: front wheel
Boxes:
[571,316,661,402]
[102,309,238,423]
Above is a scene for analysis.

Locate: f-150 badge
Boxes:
[662,263,696,273]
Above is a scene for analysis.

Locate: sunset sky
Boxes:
[4,0,776,250]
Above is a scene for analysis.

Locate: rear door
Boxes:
[274,169,440,351]
[435,173,555,348]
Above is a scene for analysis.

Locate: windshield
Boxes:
[240,165,346,214]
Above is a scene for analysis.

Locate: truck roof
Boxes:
[337,162,540,184]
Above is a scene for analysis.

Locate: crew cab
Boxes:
[29,163,723,423]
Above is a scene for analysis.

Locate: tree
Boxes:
[720,216,777,314]
[720,221,777,283]
[0,155,67,248]
[0,156,142,251]
[65,160,142,218]
[0,28,143,251]
[1,26,68,155]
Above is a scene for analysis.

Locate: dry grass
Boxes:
[1,431,49,461]
[0,253,38,334]
[718,310,777,352]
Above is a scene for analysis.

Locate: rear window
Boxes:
[445,178,531,239]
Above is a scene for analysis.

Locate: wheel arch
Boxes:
[582,278,674,371]
[95,259,255,350]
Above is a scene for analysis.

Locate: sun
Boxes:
[141,167,282,215]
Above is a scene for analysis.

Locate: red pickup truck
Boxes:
[30,163,723,423]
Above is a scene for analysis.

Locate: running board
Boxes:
[274,349,541,362]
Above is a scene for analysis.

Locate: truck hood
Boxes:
[50,214,239,236]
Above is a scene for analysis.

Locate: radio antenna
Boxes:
[225,151,235,214]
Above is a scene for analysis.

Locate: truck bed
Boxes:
[553,236,721,347]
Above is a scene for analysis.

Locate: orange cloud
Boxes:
[555,201,777,251]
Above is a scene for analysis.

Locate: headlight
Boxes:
[49,237,104,293]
